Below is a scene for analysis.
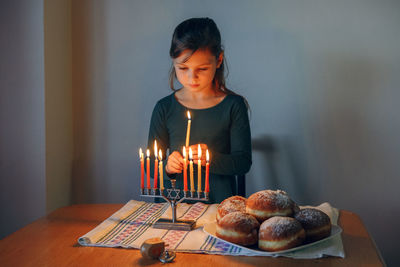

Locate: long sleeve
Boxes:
[210,96,252,175]
[144,93,252,203]
[147,101,170,179]
[148,101,169,157]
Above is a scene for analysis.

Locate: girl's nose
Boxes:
[188,70,198,80]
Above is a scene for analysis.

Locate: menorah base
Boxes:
[152,218,196,231]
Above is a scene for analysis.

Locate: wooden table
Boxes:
[0,204,385,266]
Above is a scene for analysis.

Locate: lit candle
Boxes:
[183,147,188,191]
[197,144,202,193]
[159,149,164,191]
[139,148,144,189]
[189,147,194,192]
[185,111,191,147]
[153,140,158,189]
[146,149,150,189]
[205,149,210,193]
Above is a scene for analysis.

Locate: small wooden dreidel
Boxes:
[140,237,165,260]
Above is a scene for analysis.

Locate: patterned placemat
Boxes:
[78,200,344,258]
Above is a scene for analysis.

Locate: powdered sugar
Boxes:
[260,216,303,238]
[250,190,292,209]
[219,211,259,232]
[217,196,246,218]
[294,208,331,228]
[220,198,246,214]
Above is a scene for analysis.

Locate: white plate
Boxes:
[203,222,342,255]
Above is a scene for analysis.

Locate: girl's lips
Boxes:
[189,84,200,87]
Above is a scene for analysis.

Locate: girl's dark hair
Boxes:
[168,17,250,111]
[169,18,230,93]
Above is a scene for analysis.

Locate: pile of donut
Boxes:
[215,190,332,252]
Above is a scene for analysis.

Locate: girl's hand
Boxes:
[187,143,209,166]
[165,151,184,174]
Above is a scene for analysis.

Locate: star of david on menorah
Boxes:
[140,178,209,231]
[139,112,210,231]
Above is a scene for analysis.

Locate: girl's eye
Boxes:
[178,67,187,70]
[199,68,208,71]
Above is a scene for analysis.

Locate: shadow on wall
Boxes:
[251,135,311,204]
[70,1,110,204]
[252,135,278,188]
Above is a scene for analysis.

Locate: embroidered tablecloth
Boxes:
[78,200,344,258]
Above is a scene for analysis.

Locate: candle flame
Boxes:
[183,146,186,158]
[198,144,202,158]
[146,149,150,158]
[139,148,142,158]
[154,140,157,158]
[159,149,162,161]
[206,149,209,162]
[187,111,191,120]
[189,147,193,160]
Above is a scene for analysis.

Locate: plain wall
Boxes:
[0,0,46,237]
[1,0,399,266]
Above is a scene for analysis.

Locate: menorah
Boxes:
[140,179,209,231]
[139,111,210,231]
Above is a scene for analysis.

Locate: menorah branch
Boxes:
[140,179,209,231]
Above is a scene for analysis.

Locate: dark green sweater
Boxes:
[147,92,252,203]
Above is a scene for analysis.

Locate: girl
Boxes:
[147,17,251,203]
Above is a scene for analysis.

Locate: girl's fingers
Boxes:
[199,143,208,150]
[167,162,182,173]
[170,158,182,169]
[166,151,185,174]
[184,144,209,163]
[171,165,182,173]
[191,144,208,153]
[194,159,207,166]
[192,154,207,162]
[171,151,183,160]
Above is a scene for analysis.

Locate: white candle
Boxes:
[185,111,191,147]
[159,149,163,191]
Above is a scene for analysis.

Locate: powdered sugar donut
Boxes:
[258,216,305,252]
[294,208,332,242]
[246,190,297,223]
[216,211,259,246]
[216,195,247,223]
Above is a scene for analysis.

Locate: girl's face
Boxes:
[173,49,222,93]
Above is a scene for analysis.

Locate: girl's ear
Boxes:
[217,52,224,68]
